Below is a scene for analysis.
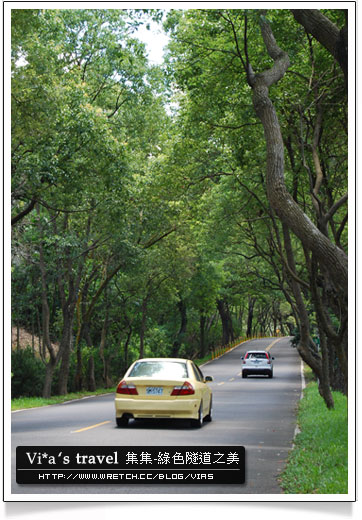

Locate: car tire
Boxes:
[242,371,247,378]
[116,416,129,427]
[191,403,203,428]
[268,371,273,379]
[204,397,212,422]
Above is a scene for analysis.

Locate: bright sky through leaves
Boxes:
[135,19,170,65]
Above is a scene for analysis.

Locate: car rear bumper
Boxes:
[242,367,272,375]
[115,396,201,419]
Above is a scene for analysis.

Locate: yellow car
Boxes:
[115,358,213,428]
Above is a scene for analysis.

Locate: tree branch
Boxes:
[11,197,37,226]
[141,225,177,249]
[291,9,348,83]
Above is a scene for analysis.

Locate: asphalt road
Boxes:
[11,336,302,496]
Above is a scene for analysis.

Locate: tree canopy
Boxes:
[11,8,350,408]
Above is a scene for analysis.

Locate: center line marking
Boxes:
[229,378,235,381]
[217,382,225,386]
[71,420,111,433]
[266,337,283,352]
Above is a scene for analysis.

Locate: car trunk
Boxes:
[125,378,189,399]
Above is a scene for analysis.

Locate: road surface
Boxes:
[11,336,302,496]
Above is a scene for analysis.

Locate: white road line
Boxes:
[293,359,306,442]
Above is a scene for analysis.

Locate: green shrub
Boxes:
[11,347,45,398]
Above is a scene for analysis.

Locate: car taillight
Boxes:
[116,380,138,395]
[266,353,271,364]
[171,381,195,396]
[242,360,246,364]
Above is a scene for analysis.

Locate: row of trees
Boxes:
[11,8,348,407]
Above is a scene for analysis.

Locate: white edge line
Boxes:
[292,359,306,443]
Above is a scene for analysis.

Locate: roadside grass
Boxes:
[302,363,316,384]
[11,388,114,411]
[280,381,348,494]
[195,353,213,366]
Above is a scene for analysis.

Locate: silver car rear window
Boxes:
[129,361,188,378]
[246,352,268,359]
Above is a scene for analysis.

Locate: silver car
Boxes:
[241,350,274,378]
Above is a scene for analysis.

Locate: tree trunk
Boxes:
[249,15,348,298]
[99,300,109,388]
[16,324,20,351]
[43,359,57,399]
[36,308,42,359]
[200,313,207,357]
[87,355,96,391]
[246,297,256,337]
[82,327,96,391]
[38,209,60,398]
[291,9,348,83]
[238,305,244,335]
[139,296,148,359]
[309,256,348,395]
[57,308,74,395]
[318,330,334,408]
[172,298,187,357]
[31,321,35,354]
[74,292,83,392]
[74,342,83,392]
[217,299,234,345]
[282,224,336,408]
[124,327,132,370]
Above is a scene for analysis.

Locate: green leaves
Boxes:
[11,8,348,397]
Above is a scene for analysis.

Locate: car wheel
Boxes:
[116,416,129,427]
[268,371,273,379]
[191,403,203,428]
[204,397,212,422]
[242,371,247,378]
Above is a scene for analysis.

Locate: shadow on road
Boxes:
[114,418,213,431]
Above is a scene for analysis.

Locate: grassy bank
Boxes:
[11,388,114,411]
[280,381,348,494]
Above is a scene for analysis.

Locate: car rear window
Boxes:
[128,361,188,379]
[245,352,268,359]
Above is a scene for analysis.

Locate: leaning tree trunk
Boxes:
[248,14,348,299]
[291,9,348,84]
[282,224,334,408]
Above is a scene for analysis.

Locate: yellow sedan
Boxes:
[115,358,213,428]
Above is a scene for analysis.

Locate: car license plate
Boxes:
[146,387,163,395]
